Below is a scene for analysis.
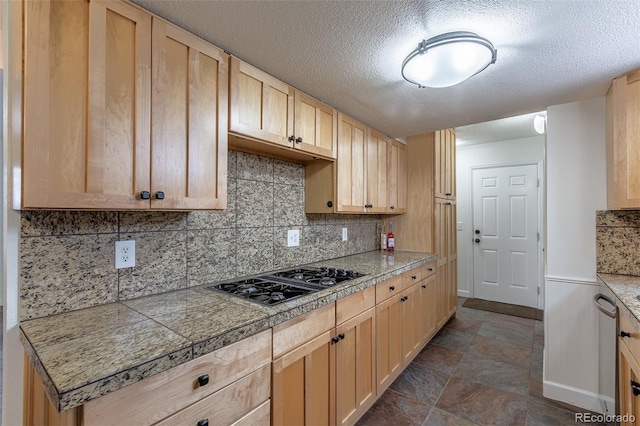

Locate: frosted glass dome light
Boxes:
[402,32,497,89]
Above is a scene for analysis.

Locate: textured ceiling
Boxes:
[456,112,545,146]
[132,0,640,139]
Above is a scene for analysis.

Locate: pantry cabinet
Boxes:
[606,68,640,209]
[229,57,337,161]
[384,130,457,326]
[20,0,227,210]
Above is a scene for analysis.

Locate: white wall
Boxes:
[544,96,609,413]
[456,136,545,297]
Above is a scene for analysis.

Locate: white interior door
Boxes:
[472,164,539,308]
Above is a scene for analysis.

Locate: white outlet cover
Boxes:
[115,240,136,269]
[287,229,300,247]
[342,227,348,241]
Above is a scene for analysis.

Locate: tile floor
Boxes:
[357,298,606,426]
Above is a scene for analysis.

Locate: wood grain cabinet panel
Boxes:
[21,0,228,210]
[419,274,438,344]
[295,90,337,159]
[22,0,151,209]
[607,69,640,209]
[151,19,228,210]
[389,140,408,213]
[401,283,422,364]
[366,129,390,213]
[618,340,640,425]
[375,292,404,394]
[337,112,368,212]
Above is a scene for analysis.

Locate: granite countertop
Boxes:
[20,250,436,412]
[598,273,640,324]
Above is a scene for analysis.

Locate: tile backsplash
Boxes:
[596,210,640,275]
[19,150,380,320]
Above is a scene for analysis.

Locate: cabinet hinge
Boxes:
[537,232,540,241]
[537,179,540,187]
[537,287,540,295]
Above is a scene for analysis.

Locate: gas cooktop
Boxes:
[208,267,365,306]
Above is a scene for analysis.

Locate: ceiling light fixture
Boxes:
[534,114,547,134]
[401,31,497,89]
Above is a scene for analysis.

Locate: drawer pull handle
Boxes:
[620,330,631,338]
[140,191,150,200]
[155,191,165,200]
[197,419,209,426]
[428,268,433,271]
[389,286,395,291]
[197,374,209,387]
[412,275,417,280]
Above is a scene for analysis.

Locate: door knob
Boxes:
[474,238,480,243]
[475,229,480,234]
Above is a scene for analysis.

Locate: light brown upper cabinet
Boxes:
[336,113,368,212]
[151,19,228,210]
[607,68,640,209]
[434,128,456,200]
[389,140,408,214]
[306,114,407,214]
[229,57,337,161]
[20,0,227,210]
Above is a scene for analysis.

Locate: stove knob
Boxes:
[337,269,346,277]
[346,270,354,277]
[329,268,336,276]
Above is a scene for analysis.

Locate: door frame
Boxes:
[466,160,545,309]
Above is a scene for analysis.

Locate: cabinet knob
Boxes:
[338,333,345,340]
[632,380,640,396]
[197,374,209,387]
[422,285,426,289]
[331,336,340,344]
[428,268,433,271]
[327,201,333,208]
[389,286,395,291]
[446,192,452,196]
[155,191,165,200]
[620,330,631,338]
[296,137,303,143]
[390,206,395,209]
[197,419,209,426]
[411,275,417,280]
[140,191,150,200]
[288,135,296,142]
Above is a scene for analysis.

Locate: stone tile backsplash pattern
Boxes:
[596,210,640,275]
[19,151,380,320]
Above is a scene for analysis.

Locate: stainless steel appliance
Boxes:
[593,279,617,415]
[209,267,365,306]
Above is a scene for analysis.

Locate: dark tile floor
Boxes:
[357,298,603,426]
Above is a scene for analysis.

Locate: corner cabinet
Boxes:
[20,0,227,210]
[606,68,640,209]
[229,57,337,161]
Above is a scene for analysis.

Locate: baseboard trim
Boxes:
[457,290,470,298]
[543,380,613,415]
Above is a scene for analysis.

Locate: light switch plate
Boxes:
[457,222,463,231]
[115,240,136,269]
[287,229,300,247]
[342,227,348,242]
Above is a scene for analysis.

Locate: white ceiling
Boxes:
[132,0,640,139]
[456,111,545,146]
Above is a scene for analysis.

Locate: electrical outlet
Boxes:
[287,229,300,247]
[115,240,136,269]
[457,222,463,231]
[342,227,348,242]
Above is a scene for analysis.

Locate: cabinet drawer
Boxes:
[376,275,403,303]
[619,305,640,361]
[422,261,436,278]
[83,330,272,426]
[402,268,422,288]
[272,302,335,358]
[155,365,270,426]
[231,400,270,426]
[336,286,375,325]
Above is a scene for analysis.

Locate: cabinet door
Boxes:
[335,308,376,426]
[229,57,294,148]
[402,283,422,364]
[272,330,335,426]
[337,113,367,212]
[151,20,228,210]
[389,140,407,214]
[375,293,403,394]
[434,129,456,200]
[294,90,337,159]
[446,202,458,315]
[618,341,640,426]
[366,129,390,213]
[420,274,437,345]
[23,0,151,209]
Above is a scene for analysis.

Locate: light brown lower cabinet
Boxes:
[618,339,640,425]
[419,272,438,344]
[402,283,422,364]
[375,291,404,394]
[24,330,272,426]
